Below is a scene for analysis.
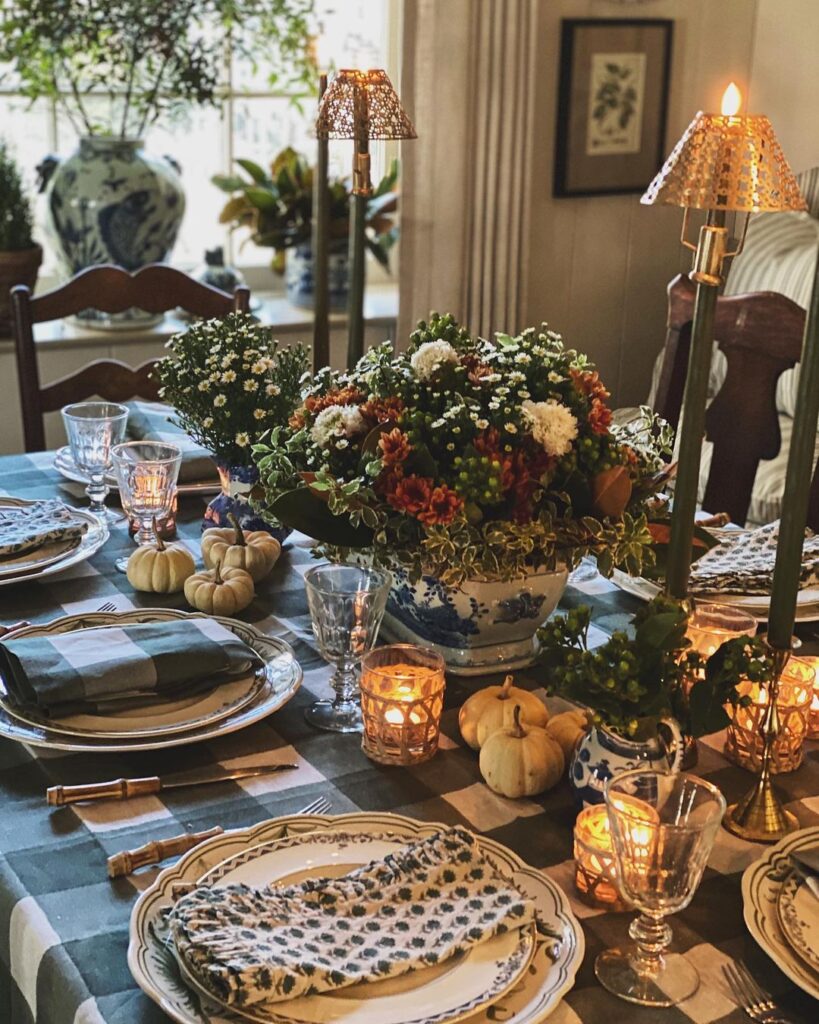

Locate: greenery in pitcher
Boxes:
[154,313,308,466]
[254,312,671,584]
[213,147,400,273]
[537,595,772,740]
[0,1,316,138]
[0,142,35,251]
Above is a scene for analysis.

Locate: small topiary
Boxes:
[0,141,35,252]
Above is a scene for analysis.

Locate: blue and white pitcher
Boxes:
[570,719,683,806]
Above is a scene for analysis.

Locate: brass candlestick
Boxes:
[724,644,799,842]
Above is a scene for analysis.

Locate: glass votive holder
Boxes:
[798,655,819,739]
[685,602,758,674]
[359,644,445,766]
[573,804,631,911]
[724,659,814,774]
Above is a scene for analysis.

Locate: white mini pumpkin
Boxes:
[126,532,195,594]
[184,562,255,616]
[479,705,565,799]
[201,514,281,582]
[459,674,549,750]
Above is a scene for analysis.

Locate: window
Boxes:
[0,0,399,289]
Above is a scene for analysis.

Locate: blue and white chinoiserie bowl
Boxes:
[570,720,684,806]
[380,565,569,676]
[39,136,185,328]
[286,242,350,310]
[203,462,291,543]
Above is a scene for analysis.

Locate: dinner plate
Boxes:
[742,824,819,1001]
[776,870,819,974]
[129,812,584,1024]
[0,535,81,578]
[173,829,536,1024]
[0,609,301,752]
[0,497,108,587]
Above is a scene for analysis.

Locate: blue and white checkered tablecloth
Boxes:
[0,450,816,1024]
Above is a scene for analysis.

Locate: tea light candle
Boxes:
[799,655,819,739]
[574,804,629,910]
[725,660,813,773]
[360,645,445,765]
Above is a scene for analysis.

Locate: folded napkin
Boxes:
[0,501,87,559]
[689,520,819,595]
[125,401,218,484]
[0,618,262,717]
[791,847,819,901]
[170,826,536,1010]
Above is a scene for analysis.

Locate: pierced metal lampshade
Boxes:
[316,69,417,141]
[641,112,806,212]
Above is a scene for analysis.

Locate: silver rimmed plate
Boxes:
[0,497,108,587]
[128,812,584,1024]
[0,609,301,752]
[742,825,819,1000]
[776,869,819,975]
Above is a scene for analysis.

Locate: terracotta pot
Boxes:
[0,244,43,333]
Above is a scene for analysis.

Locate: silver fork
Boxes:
[723,962,802,1024]
[298,795,331,816]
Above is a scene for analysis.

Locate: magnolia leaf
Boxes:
[244,187,278,211]
[591,465,632,519]
[270,487,374,548]
[236,158,267,183]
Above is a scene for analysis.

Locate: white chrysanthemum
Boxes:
[221,369,237,383]
[310,404,367,447]
[213,394,227,407]
[410,339,459,380]
[521,399,578,457]
[243,379,259,392]
[266,383,281,396]
[235,432,250,447]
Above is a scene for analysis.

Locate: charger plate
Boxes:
[0,609,300,751]
[129,813,584,1024]
[742,824,819,1000]
[0,497,108,587]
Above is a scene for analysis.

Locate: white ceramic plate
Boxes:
[129,812,584,1024]
[173,829,535,1024]
[0,535,82,578]
[776,870,819,975]
[0,497,108,587]
[0,609,301,752]
[742,825,819,1001]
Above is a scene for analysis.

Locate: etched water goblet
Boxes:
[111,441,181,571]
[304,564,392,733]
[61,402,129,521]
[596,767,726,1007]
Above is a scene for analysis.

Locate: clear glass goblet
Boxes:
[61,402,129,521]
[111,442,181,571]
[596,768,726,1007]
[304,564,392,733]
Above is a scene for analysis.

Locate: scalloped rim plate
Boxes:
[128,812,584,1024]
[776,869,819,974]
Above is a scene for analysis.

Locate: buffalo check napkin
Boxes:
[689,520,819,595]
[0,500,87,559]
[0,618,262,717]
[169,826,537,1010]
[125,401,218,484]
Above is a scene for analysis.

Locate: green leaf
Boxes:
[688,679,732,738]
[269,487,374,548]
[236,158,268,184]
[244,187,278,211]
[212,174,249,193]
[635,610,686,652]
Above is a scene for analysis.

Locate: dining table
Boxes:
[0,446,817,1024]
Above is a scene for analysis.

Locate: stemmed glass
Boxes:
[61,402,129,521]
[111,442,181,571]
[304,564,392,733]
[596,768,726,1007]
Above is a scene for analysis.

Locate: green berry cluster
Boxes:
[452,452,505,505]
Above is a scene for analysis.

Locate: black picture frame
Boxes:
[553,18,673,198]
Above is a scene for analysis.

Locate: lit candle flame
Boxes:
[721,82,742,117]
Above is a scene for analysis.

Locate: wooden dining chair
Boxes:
[652,272,814,528]
[11,263,251,452]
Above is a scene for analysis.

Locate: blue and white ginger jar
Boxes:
[570,721,683,806]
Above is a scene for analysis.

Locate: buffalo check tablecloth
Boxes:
[0,450,816,1024]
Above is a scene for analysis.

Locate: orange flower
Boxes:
[387,474,433,515]
[417,485,463,526]
[378,428,412,467]
[588,397,612,436]
[570,368,610,402]
[290,386,365,430]
[462,354,493,385]
[361,396,404,424]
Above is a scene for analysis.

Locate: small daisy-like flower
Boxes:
[266,383,281,396]
[504,422,518,433]
[548,371,563,383]
[197,380,210,392]
[202,416,214,428]
[243,379,259,392]
[235,432,250,447]
[336,438,349,449]
[221,352,238,367]
[476,418,489,430]
[213,394,227,407]
[253,408,266,420]
[221,369,237,383]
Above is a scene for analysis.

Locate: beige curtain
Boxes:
[398,0,539,343]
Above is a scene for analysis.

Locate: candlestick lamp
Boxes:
[316,69,416,370]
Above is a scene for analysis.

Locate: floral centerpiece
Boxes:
[254,312,669,671]
[537,595,770,802]
[155,312,308,535]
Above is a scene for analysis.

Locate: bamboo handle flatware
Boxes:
[107,827,223,879]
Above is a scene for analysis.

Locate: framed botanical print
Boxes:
[553,18,673,197]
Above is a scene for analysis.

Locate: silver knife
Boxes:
[46,762,299,805]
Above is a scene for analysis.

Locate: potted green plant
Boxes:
[213,147,399,309]
[153,312,309,535]
[253,312,669,673]
[0,1,315,303]
[537,595,771,803]
[0,142,42,333]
